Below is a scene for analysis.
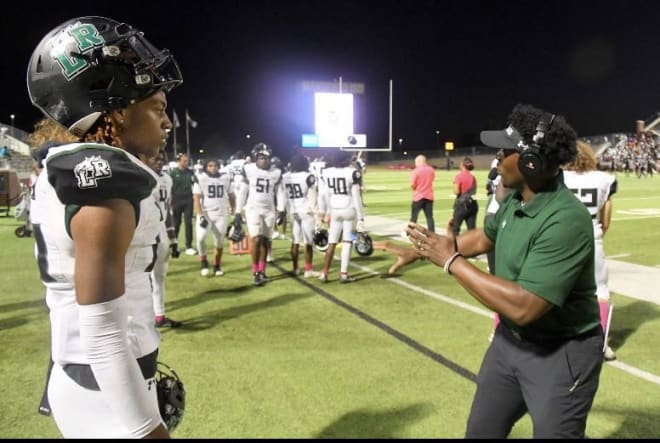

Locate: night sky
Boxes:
[3,0,659,160]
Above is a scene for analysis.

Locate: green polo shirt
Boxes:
[169,167,197,200]
[484,171,600,339]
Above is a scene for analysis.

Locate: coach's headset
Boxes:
[517,112,556,177]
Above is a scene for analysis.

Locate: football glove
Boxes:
[356,219,365,233]
[232,214,243,229]
[170,243,180,259]
[198,215,209,228]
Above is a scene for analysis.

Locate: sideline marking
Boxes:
[346,260,660,387]
[271,262,477,383]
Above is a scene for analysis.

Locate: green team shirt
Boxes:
[484,171,600,339]
[169,167,197,200]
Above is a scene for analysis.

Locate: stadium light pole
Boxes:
[10,114,15,139]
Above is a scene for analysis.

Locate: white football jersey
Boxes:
[281,171,317,215]
[152,172,173,219]
[32,143,162,366]
[229,158,246,193]
[563,170,617,239]
[193,169,232,214]
[319,165,362,211]
[240,162,283,211]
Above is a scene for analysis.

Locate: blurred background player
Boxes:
[563,141,618,361]
[270,156,288,242]
[147,149,182,328]
[193,159,235,277]
[232,142,285,286]
[281,153,321,278]
[317,150,365,283]
[170,153,198,255]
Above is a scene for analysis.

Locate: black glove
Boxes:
[276,211,286,226]
[170,243,180,259]
[233,214,243,228]
[199,215,209,228]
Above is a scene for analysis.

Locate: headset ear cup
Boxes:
[518,146,546,177]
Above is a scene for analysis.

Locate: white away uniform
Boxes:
[151,172,173,318]
[31,143,163,437]
[318,165,364,243]
[193,169,233,253]
[281,170,318,245]
[563,169,618,300]
[236,162,285,238]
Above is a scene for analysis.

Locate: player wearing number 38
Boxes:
[28,16,182,438]
[406,103,604,438]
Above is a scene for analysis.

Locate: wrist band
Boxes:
[166,227,175,232]
[443,252,462,275]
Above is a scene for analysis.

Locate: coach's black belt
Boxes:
[62,348,158,391]
[500,324,601,349]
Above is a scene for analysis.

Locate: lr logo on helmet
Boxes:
[74,155,112,189]
[54,23,105,80]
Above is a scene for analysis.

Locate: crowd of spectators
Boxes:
[598,131,658,177]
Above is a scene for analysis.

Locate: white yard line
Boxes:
[347,260,660,387]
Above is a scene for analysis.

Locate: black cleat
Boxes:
[155,316,182,328]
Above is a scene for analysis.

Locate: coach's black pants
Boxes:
[465,323,604,438]
[172,196,194,250]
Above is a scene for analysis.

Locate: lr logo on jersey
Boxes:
[74,155,112,189]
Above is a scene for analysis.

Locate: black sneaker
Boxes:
[155,316,182,328]
[254,272,266,287]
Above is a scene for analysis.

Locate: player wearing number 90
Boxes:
[193,159,235,277]
[27,16,182,438]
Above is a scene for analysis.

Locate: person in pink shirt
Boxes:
[451,157,479,235]
[410,154,436,232]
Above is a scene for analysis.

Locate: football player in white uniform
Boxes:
[228,150,247,195]
[317,150,365,283]
[193,159,235,276]
[564,141,618,361]
[232,143,285,286]
[281,153,322,278]
[27,16,182,438]
[147,149,182,328]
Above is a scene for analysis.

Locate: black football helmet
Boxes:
[156,362,185,433]
[252,142,272,159]
[353,232,374,256]
[228,224,245,243]
[27,16,183,137]
[314,228,329,252]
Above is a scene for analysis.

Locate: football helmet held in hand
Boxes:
[314,228,329,252]
[198,215,209,228]
[354,232,374,256]
[156,362,185,433]
[228,224,245,243]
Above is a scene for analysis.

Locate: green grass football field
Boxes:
[1,166,659,438]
